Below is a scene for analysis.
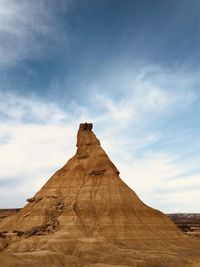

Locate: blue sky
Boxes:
[0,0,199,212]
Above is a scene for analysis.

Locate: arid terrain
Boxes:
[168,214,200,239]
[0,123,199,267]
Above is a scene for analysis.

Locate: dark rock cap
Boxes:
[79,122,93,130]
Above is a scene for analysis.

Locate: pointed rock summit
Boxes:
[0,123,200,267]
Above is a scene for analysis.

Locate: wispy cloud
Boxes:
[0,91,69,123]
[85,64,197,128]
[0,0,70,66]
[118,152,200,212]
[0,96,76,207]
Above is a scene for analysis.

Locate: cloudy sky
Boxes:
[0,0,199,212]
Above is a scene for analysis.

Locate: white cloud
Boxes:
[0,91,78,207]
[0,91,70,123]
[87,65,197,129]
[117,153,200,213]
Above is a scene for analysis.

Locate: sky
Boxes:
[0,0,199,212]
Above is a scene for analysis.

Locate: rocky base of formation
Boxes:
[0,231,199,267]
[0,233,199,267]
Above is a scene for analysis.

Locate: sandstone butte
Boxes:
[0,123,200,267]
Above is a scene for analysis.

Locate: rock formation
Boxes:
[0,123,199,267]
